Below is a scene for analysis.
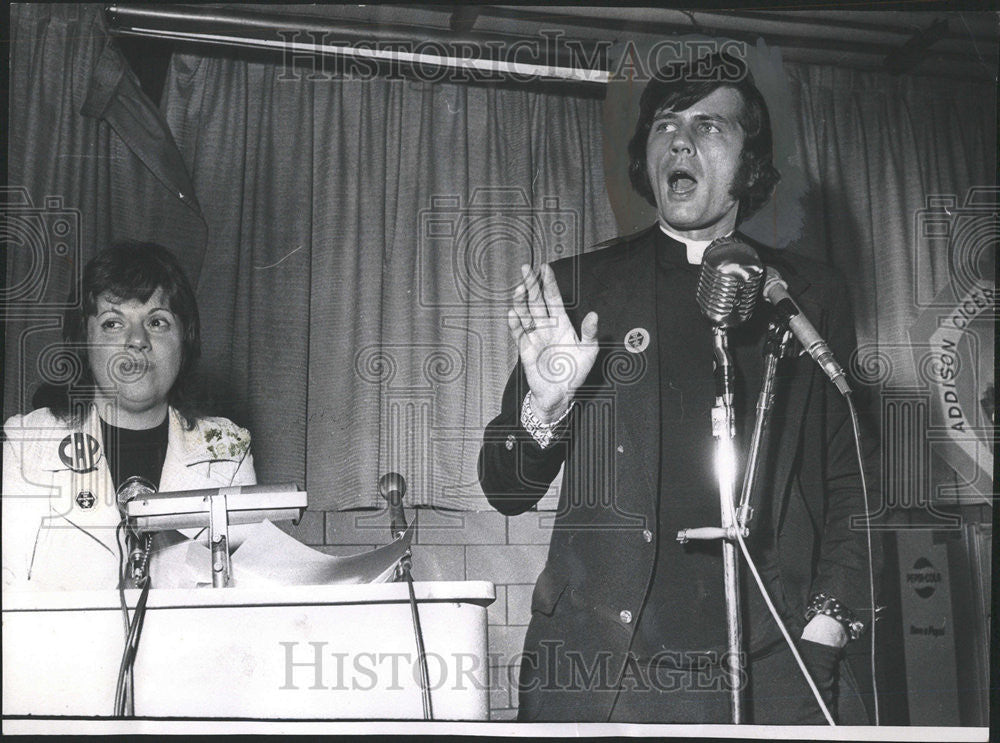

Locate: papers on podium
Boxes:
[151,519,414,588]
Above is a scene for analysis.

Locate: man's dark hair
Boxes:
[39,242,203,426]
[627,52,781,224]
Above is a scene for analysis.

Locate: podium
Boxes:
[3,581,494,720]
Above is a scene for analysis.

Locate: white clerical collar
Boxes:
[658,222,733,265]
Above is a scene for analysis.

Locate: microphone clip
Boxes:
[763,316,796,359]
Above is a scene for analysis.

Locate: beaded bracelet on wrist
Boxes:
[805,591,865,641]
[520,391,573,449]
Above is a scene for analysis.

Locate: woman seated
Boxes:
[2,242,256,590]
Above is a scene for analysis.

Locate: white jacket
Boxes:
[2,405,256,590]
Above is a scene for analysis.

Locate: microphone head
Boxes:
[377,472,407,500]
[116,475,156,516]
[762,266,788,302]
[696,236,764,328]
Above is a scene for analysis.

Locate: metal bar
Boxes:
[208,492,231,588]
[711,328,744,723]
[737,320,793,531]
[493,6,998,48]
[105,4,609,84]
[476,5,995,78]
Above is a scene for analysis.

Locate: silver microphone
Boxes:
[763,267,851,396]
[377,472,408,539]
[116,475,156,516]
[115,475,156,583]
[696,237,765,328]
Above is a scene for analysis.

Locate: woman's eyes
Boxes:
[97,316,173,331]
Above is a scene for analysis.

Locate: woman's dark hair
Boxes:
[627,51,781,224]
[38,242,203,427]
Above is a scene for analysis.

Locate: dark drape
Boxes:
[780,64,996,381]
[777,64,996,509]
[5,4,206,418]
[159,51,617,509]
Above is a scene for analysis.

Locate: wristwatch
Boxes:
[805,592,865,641]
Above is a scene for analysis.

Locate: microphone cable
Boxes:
[727,492,836,725]
[114,570,151,717]
[114,519,153,717]
[730,389,879,726]
[846,392,880,726]
[114,520,134,715]
[404,555,434,720]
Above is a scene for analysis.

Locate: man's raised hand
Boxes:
[507,263,599,423]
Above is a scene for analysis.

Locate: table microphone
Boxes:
[115,475,156,584]
[116,475,156,515]
[377,472,408,539]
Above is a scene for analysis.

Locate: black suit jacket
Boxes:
[479,225,882,722]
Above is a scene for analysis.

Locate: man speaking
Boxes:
[479,52,880,724]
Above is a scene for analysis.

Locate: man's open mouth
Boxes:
[668,170,697,194]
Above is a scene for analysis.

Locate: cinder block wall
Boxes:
[282,506,554,720]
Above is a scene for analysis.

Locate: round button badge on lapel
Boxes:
[624,328,649,354]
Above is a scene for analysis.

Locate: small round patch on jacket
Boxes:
[58,433,101,473]
[624,328,650,354]
[76,490,96,509]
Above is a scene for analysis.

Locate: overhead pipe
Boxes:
[105,4,609,85]
[488,6,994,69]
[507,6,988,49]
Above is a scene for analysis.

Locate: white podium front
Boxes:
[3,581,494,720]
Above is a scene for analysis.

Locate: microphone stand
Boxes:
[709,326,743,724]
[675,327,745,721]
[678,238,784,723]
[677,318,795,724]
[378,473,433,720]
